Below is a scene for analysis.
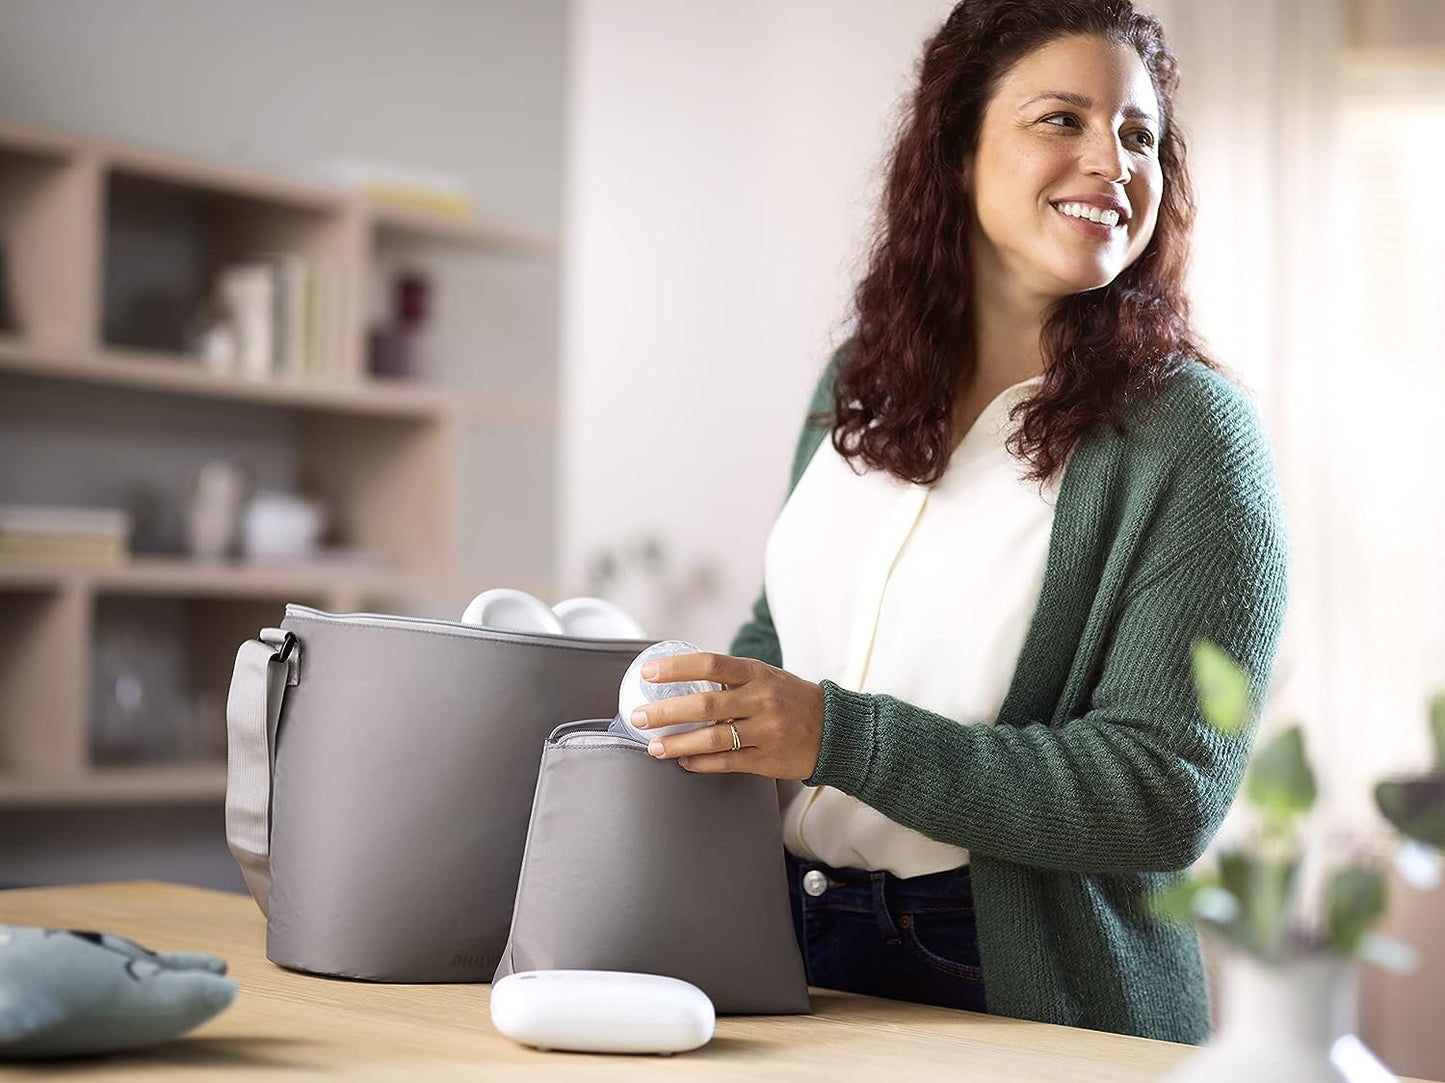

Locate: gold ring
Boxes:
[728,722,741,752]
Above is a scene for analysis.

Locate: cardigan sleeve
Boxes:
[805,394,1291,876]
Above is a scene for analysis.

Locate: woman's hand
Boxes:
[631,652,825,780]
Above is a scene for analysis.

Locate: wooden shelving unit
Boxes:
[0,764,230,808]
[0,117,558,808]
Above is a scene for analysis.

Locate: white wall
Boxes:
[560,0,955,649]
[0,0,565,233]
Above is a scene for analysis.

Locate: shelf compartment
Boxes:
[0,140,99,352]
[360,208,561,402]
[0,584,87,775]
[100,168,355,367]
[300,411,458,574]
[0,374,452,570]
[0,763,227,808]
[88,594,294,769]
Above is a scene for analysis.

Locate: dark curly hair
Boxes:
[824,0,1216,487]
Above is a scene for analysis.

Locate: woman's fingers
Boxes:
[624,650,819,780]
[641,650,759,687]
[631,652,771,731]
[647,718,747,760]
[678,748,770,774]
[631,686,743,731]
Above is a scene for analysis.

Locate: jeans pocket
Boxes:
[900,911,984,981]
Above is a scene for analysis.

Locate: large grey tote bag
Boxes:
[224,604,652,983]
[494,718,811,1014]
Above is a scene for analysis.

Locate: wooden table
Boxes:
[0,881,1427,1081]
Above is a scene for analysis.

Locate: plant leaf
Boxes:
[1146,872,1240,941]
[1245,726,1317,827]
[1375,777,1445,848]
[1192,640,1252,736]
[1325,864,1387,955]
[1147,874,1204,926]
[1218,848,1298,959]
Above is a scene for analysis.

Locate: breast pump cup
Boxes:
[612,640,722,744]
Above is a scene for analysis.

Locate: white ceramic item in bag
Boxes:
[552,596,647,639]
[461,589,565,635]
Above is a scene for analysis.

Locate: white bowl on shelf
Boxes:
[241,491,325,561]
[460,589,565,635]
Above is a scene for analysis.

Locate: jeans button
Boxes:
[802,869,828,897]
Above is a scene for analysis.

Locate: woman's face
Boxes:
[965,34,1164,302]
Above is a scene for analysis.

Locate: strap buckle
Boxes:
[260,627,300,686]
[270,631,298,665]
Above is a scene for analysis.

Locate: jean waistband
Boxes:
[785,851,974,910]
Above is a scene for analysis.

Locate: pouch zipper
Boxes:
[546,718,648,750]
[284,603,653,653]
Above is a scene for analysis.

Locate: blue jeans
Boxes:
[785,851,987,1013]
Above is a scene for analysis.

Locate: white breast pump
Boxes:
[610,640,722,744]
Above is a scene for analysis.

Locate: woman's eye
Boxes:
[1041,113,1080,129]
[1127,129,1157,150]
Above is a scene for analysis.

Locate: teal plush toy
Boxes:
[0,926,237,1059]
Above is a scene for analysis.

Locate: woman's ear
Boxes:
[959,154,974,197]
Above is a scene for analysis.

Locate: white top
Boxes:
[764,375,1062,878]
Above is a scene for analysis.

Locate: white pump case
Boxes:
[490,970,715,1054]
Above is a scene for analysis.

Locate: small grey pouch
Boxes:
[0,928,235,1060]
[493,719,811,1014]
[225,605,652,983]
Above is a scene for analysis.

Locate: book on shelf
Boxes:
[319,158,477,220]
[0,505,131,564]
[213,255,337,382]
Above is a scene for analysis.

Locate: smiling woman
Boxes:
[636,0,1288,1048]
[967,36,1164,313]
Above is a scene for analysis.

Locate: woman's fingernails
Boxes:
[648,740,664,757]
[631,709,647,727]
[641,662,659,679]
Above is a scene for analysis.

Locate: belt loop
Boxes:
[870,871,901,943]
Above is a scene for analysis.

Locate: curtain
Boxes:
[1157,1,1445,1073]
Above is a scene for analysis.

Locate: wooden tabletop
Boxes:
[0,881,1423,1081]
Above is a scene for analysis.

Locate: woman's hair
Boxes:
[824,0,1214,487]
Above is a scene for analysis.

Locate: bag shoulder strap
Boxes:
[224,627,298,916]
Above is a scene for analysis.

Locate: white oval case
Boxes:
[490,970,715,1055]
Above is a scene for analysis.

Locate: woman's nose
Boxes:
[1080,132,1130,184]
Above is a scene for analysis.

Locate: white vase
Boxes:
[1165,953,1397,1083]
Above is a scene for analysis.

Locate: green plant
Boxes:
[1148,641,1445,970]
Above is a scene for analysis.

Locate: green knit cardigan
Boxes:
[729,350,1290,1044]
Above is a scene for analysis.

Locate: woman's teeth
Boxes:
[1053,202,1121,227]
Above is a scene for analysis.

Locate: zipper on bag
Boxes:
[283,603,654,653]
